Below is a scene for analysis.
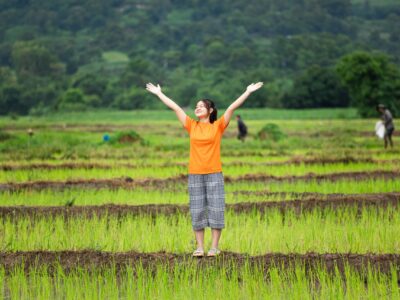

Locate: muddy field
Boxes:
[1,170,399,191]
[1,192,399,219]
[2,157,396,171]
[3,122,400,139]
[1,250,399,277]
[1,113,399,297]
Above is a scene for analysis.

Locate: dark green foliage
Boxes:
[72,73,108,99]
[113,86,159,110]
[58,88,87,111]
[0,84,27,115]
[0,0,399,114]
[257,123,286,142]
[11,41,63,78]
[283,66,350,108]
[336,51,400,117]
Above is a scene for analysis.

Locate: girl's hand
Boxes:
[146,83,162,95]
[246,82,264,93]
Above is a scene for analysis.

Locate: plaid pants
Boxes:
[188,172,225,230]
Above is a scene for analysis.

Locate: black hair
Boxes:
[200,99,218,123]
[376,104,386,112]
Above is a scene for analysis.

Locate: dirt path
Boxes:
[0,170,399,191]
[0,192,398,219]
[1,251,399,276]
[2,157,396,171]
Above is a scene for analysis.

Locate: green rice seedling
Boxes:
[226,178,400,196]
[1,207,399,254]
[0,108,359,126]
[0,261,398,299]
[0,161,398,182]
[0,178,398,206]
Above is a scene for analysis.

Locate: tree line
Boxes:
[0,0,399,117]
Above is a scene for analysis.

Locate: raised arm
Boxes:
[224,82,264,126]
[146,83,186,126]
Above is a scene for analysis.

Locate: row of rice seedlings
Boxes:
[0,178,398,206]
[0,261,398,299]
[14,149,397,164]
[0,124,389,148]
[0,111,390,130]
[2,154,396,170]
[0,109,363,128]
[230,178,400,195]
[2,146,399,167]
[2,207,399,254]
[1,120,379,139]
[1,138,396,162]
[1,161,397,182]
[0,156,303,169]
[5,138,360,158]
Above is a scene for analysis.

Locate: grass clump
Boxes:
[110,130,147,146]
[257,123,286,142]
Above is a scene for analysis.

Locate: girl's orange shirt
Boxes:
[184,115,229,174]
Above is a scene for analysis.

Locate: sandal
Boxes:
[192,248,205,257]
[207,248,221,257]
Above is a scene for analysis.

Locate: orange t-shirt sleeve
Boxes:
[218,115,229,133]
[184,115,194,133]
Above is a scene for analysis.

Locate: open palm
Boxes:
[246,82,264,93]
[146,83,162,95]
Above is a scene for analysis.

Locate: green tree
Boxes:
[336,51,400,117]
[119,57,155,89]
[320,0,351,17]
[58,88,87,111]
[204,40,227,67]
[113,86,157,110]
[0,66,16,85]
[0,84,27,115]
[229,47,255,69]
[23,83,59,111]
[11,41,61,77]
[283,66,350,108]
[72,72,108,100]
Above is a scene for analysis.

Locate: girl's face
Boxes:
[195,101,212,119]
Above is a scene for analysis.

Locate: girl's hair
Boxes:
[200,99,218,123]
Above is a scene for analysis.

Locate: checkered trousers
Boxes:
[188,172,225,230]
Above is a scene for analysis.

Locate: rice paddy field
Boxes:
[0,108,399,299]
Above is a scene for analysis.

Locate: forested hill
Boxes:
[0,0,399,114]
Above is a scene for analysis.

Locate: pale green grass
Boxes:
[1,148,399,165]
[2,208,399,253]
[0,108,359,126]
[1,162,397,182]
[1,263,398,300]
[0,115,395,162]
[0,178,398,206]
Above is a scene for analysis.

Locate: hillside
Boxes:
[0,0,399,113]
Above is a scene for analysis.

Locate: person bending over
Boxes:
[377,104,395,149]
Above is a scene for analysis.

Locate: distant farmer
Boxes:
[376,104,395,149]
[236,115,247,142]
[27,128,34,137]
[146,81,263,257]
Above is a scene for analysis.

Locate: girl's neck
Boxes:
[198,116,210,123]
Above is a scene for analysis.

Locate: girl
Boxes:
[146,82,263,257]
